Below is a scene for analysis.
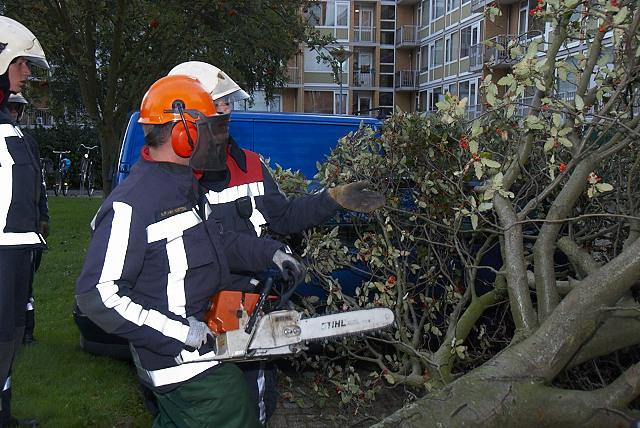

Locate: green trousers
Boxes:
[153,363,262,428]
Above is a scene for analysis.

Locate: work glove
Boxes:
[328,180,385,213]
[184,316,215,351]
[271,248,306,285]
[39,221,50,239]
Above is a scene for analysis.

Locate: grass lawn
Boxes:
[11,195,154,427]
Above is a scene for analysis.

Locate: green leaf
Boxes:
[481,159,501,168]
[614,7,629,25]
[478,202,493,212]
[471,213,478,230]
[575,95,584,111]
[596,183,613,192]
[384,374,395,384]
[558,137,573,147]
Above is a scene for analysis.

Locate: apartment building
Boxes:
[244,0,547,118]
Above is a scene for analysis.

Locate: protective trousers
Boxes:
[152,363,262,428]
[0,249,32,423]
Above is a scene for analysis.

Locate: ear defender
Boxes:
[171,120,197,157]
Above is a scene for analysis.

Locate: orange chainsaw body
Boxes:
[205,291,276,334]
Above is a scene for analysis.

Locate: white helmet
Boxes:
[8,92,28,105]
[168,61,249,103]
[0,16,49,75]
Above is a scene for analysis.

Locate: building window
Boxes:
[459,79,478,106]
[305,1,349,27]
[445,34,458,64]
[460,23,481,58]
[235,92,281,112]
[304,90,335,114]
[447,0,460,13]
[420,46,429,72]
[304,47,336,73]
[420,2,429,27]
[380,74,393,88]
[431,0,445,21]
[430,39,443,68]
[381,4,395,19]
[420,45,429,72]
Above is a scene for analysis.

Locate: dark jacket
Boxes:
[200,137,340,290]
[0,102,48,249]
[75,150,283,392]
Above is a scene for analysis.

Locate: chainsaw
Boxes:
[179,275,394,364]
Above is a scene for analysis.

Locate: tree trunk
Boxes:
[372,372,639,427]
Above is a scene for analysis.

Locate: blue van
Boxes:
[113,111,381,188]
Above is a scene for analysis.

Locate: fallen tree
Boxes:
[278,1,640,425]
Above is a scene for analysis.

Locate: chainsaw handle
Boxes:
[274,276,297,310]
[245,276,273,334]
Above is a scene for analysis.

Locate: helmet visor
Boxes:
[189,113,230,172]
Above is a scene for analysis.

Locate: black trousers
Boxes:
[0,249,32,421]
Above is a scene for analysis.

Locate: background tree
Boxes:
[3,0,328,194]
[273,1,640,425]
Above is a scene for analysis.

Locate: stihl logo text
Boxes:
[322,319,346,329]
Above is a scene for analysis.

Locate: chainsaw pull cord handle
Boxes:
[245,276,273,334]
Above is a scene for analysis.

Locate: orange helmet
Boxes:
[138,75,217,125]
[138,75,230,170]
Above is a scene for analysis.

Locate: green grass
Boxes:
[12,195,154,427]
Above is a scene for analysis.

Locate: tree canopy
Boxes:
[3,0,325,193]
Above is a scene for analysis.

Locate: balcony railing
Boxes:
[395,25,418,48]
[395,70,418,89]
[353,26,376,43]
[287,66,299,84]
[471,0,520,13]
[469,31,542,72]
[353,71,374,87]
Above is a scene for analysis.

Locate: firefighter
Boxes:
[167,61,386,425]
[0,16,50,428]
[75,75,305,427]
[7,93,50,347]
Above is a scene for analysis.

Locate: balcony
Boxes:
[353,71,374,87]
[469,32,541,72]
[287,66,300,86]
[353,26,376,44]
[471,0,521,13]
[395,25,419,49]
[395,70,418,90]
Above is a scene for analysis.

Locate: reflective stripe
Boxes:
[95,201,189,341]
[147,208,201,317]
[257,365,266,424]
[206,183,267,236]
[3,375,10,391]
[0,124,42,246]
[138,359,219,388]
[205,182,264,205]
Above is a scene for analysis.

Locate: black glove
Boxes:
[184,316,215,351]
[39,221,50,239]
[271,248,306,285]
[328,181,385,213]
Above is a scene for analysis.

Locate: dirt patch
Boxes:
[269,359,420,428]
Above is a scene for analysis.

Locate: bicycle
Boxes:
[40,157,53,191]
[79,144,98,196]
[52,150,71,196]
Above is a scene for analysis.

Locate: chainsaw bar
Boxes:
[298,307,394,342]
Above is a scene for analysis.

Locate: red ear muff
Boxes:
[171,121,197,157]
